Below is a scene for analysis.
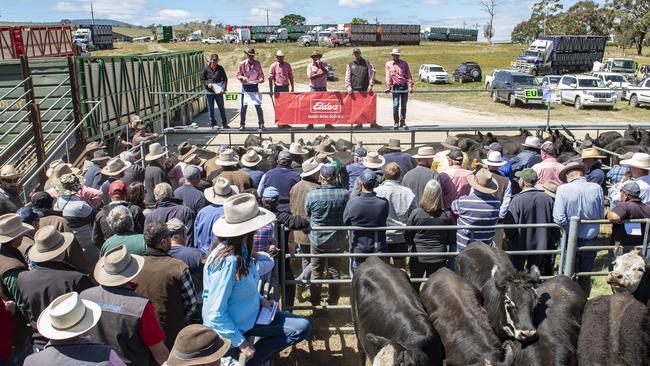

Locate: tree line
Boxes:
[511,0,649,55]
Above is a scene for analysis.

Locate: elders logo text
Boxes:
[310,100,342,114]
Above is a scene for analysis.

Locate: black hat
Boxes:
[31,192,54,211]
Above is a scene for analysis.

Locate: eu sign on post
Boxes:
[524,89,539,98]
[225,92,238,101]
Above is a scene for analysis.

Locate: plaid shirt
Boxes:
[253,223,275,252]
[607,164,629,184]
[180,268,197,315]
[305,184,349,247]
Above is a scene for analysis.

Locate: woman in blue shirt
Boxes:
[203,193,311,365]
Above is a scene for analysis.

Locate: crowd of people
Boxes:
[0,126,648,365]
[201,47,413,131]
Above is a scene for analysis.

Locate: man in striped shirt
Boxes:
[451,168,501,253]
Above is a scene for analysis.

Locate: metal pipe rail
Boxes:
[0,77,30,101]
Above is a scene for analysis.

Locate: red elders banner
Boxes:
[274,92,377,125]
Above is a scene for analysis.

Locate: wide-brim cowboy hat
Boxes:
[27,231,75,263]
[178,143,198,161]
[467,169,499,195]
[204,184,239,205]
[620,153,650,170]
[0,165,23,180]
[101,158,132,177]
[300,161,323,178]
[441,136,460,150]
[580,148,606,160]
[383,139,402,151]
[212,194,276,238]
[240,151,263,168]
[0,214,33,244]
[36,293,102,341]
[311,50,322,57]
[244,48,257,56]
[94,250,145,287]
[412,147,436,159]
[167,325,231,366]
[84,141,106,154]
[289,144,309,155]
[390,48,401,55]
[535,180,559,198]
[363,155,385,169]
[144,143,167,161]
[559,162,586,183]
[91,151,111,163]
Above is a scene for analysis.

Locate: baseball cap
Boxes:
[262,186,280,199]
[278,150,291,162]
[109,180,127,195]
[486,142,503,152]
[183,165,201,181]
[320,164,337,180]
[514,168,538,183]
[448,149,464,162]
[359,169,378,187]
[31,191,54,211]
[541,141,557,155]
[621,181,641,197]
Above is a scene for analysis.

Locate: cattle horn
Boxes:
[561,124,576,141]
[614,242,624,258]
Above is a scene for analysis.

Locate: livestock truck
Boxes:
[156,26,173,42]
[73,24,113,50]
[512,35,606,76]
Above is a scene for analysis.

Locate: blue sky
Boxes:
[1,0,588,41]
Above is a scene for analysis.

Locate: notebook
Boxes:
[256,300,278,325]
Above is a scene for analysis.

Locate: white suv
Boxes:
[626,78,650,107]
[557,74,617,110]
[419,64,449,84]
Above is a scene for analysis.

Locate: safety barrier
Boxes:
[276,217,648,311]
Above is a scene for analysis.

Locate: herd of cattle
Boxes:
[351,243,650,366]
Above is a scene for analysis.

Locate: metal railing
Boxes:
[278,222,566,311]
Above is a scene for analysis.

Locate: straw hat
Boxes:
[90,150,111,163]
[467,168,499,195]
[46,159,66,178]
[441,136,460,150]
[215,149,239,167]
[177,142,198,161]
[94,245,144,287]
[289,143,309,155]
[580,148,606,160]
[183,153,206,167]
[0,165,22,180]
[620,153,650,170]
[240,150,262,167]
[412,146,436,159]
[276,50,285,57]
[482,151,507,167]
[84,141,106,154]
[300,159,323,178]
[311,50,322,57]
[390,48,401,55]
[363,151,386,169]
[384,139,403,151]
[315,141,336,156]
[144,143,166,161]
[28,226,75,263]
[536,180,559,198]
[101,158,131,177]
[313,151,334,164]
[559,162,586,183]
[36,292,101,341]
[212,193,275,238]
[521,136,542,149]
[244,48,257,56]
[167,324,231,366]
[0,213,33,244]
[204,177,239,205]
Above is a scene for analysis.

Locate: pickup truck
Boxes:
[203,37,224,45]
[626,78,650,107]
[490,70,545,107]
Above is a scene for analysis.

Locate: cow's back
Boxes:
[577,293,650,366]
[456,242,516,290]
[351,257,442,365]
[514,276,585,366]
[421,268,503,366]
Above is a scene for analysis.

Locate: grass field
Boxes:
[99,41,650,122]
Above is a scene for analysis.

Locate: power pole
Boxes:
[90,2,95,25]
[375,17,379,24]
[266,9,269,26]
[463,20,466,29]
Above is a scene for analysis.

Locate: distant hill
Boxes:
[69,19,132,26]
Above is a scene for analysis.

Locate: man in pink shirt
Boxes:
[236,48,265,131]
[532,142,564,184]
[268,50,294,93]
[306,50,333,129]
[384,48,413,130]
[439,149,472,209]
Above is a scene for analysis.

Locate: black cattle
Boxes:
[456,242,540,342]
[351,257,443,366]
[594,130,623,147]
[512,276,586,366]
[577,293,650,366]
[420,268,513,366]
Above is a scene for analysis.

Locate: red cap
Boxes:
[109,180,127,195]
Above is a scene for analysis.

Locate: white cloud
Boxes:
[245,0,286,23]
[420,0,444,5]
[51,0,148,21]
[148,9,193,21]
[339,0,376,8]
[53,2,77,12]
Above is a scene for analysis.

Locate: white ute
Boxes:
[557,74,617,110]
[418,64,449,84]
[626,78,650,108]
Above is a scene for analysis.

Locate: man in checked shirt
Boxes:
[237,48,265,131]
[385,48,414,130]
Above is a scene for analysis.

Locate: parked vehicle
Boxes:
[625,78,650,107]
[188,30,202,42]
[223,28,251,44]
[73,24,113,50]
[419,64,449,84]
[490,70,545,107]
[557,74,617,110]
[485,69,517,89]
[512,35,606,76]
[592,72,629,99]
[156,26,173,43]
[203,37,224,45]
[452,62,482,83]
[267,28,288,43]
[540,75,561,88]
[601,58,636,82]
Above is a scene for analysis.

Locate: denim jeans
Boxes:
[224,311,311,366]
[392,84,409,123]
[241,84,264,126]
[576,238,597,296]
[274,85,290,92]
[206,91,228,126]
[309,243,343,305]
[310,87,327,92]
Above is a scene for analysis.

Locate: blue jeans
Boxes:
[310,87,327,92]
[576,238,597,296]
[241,84,264,126]
[206,91,228,126]
[225,312,311,366]
[274,85,290,92]
[392,85,409,124]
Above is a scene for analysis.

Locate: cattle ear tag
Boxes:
[490,265,499,278]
